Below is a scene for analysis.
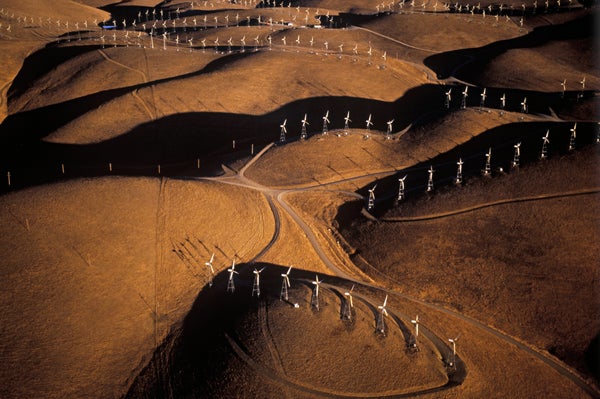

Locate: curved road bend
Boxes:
[203,143,600,398]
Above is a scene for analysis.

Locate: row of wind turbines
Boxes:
[446,80,587,113]
[279,111,396,142]
[367,122,588,211]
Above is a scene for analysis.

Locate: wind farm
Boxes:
[0,0,598,398]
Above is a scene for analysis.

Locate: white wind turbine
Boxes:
[311,274,323,310]
[205,253,216,286]
[397,175,407,201]
[386,119,394,137]
[367,184,377,211]
[376,294,388,334]
[520,97,527,113]
[480,87,487,109]
[448,334,460,367]
[541,129,550,159]
[411,315,420,347]
[569,122,577,151]
[280,265,292,300]
[455,158,464,184]
[322,110,330,134]
[252,267,265,297]
[344,111,351,132]
[512,142,521,168]
[227,259,238,293]
[427,165,435,192]
[483,147,492,176]
[560,79,566,97]
[445,88,452,109]
[280,118,287,142]
[343,284,355,320]
[461,85,468,109]
[365,114,374,130]
[301,113,309,140]
[500,93,506,113]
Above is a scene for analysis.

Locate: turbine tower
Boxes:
[445,88,452,109]
[461,85,468,109]
[520,97,527,113]
[512,142,521,168]
[365,114,374,130]
[483,147,492,176]
[455,158,464,184]
[397,175,407,202]
[500,93,506,114]
[342,284,355,320]
[479,88,487,110]
[541,130,550,159]
[344,111,351,132]
[205,253,215,287]
[411,315,420,348]
[376,295,388,334]
[367,184,377,211]
[227,259,238,293]
[301,114,309,140]
[311,274,322,310]
[252,267,265,297]
[386,119,394,139]
[427,165,435,192]
[280,119,287,143]
[560,79,566,98]
[280,265,292,301]
[448,334,460,367]
[569,123,577,151]
[322,110,330,135]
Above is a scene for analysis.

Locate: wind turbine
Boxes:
[427,165,435,192]
[280,265,292,301]
[386,119,394,138]
[520,97,527,113]
[448,334,460,367]
[342,285,355,320]
[455,158,464,184]
[311,274,322,310]
[500,93,506,113]
[365,114,373,130]
[480,88,487,109]
[252,267,265,297]
[580,76,586,91]
[322,110,330,134]
[541,130,550,159]
[569,122,577,151]
[367,184,377,211]
[411,315,420,347]
[560,79,566,98]
[344,111,351,131]
[461,85,468,109]
[376,295,388,334]
[381,51,387,68]
[483,147,492,176]
[205,253,216,286]
[227,259,238,293]
[280,119,287,143]
[512,142,521,168]
[301,113,309,140]
[445,88,452,109]
[397,175,407,201]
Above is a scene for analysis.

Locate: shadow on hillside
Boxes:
[424,11,596,81]
[123,262,351,398]
[348,121,599,218]
[1,79,595,193]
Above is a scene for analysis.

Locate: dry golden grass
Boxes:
[341,147,600,379]
[0,176,274,398]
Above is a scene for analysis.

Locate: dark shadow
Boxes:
[424,11,596,81]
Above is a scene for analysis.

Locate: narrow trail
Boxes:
[97,49,148,83]
[352,26,438,53]
[380,187,600,221]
